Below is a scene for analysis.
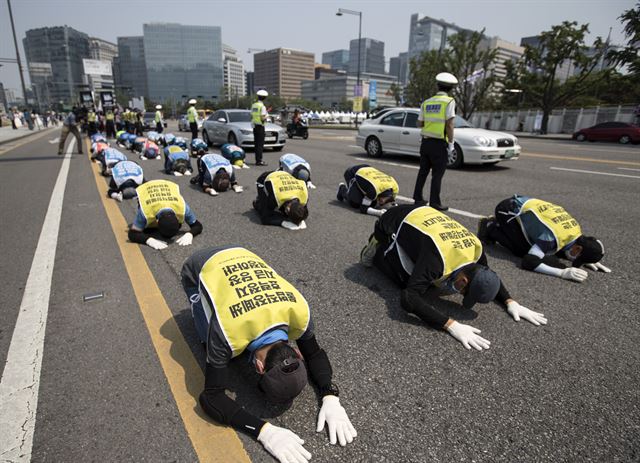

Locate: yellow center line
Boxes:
[522,151,640,167]
[85,140,250,463]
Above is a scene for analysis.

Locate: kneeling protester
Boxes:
[253,171,309,230]
[221,143,249,169]
[164,145,193,176]
[191,153,243,195]
[190,138,208,157]
[279,153,315,189]
[107,160,145,202]
[97,147,128,176]
[337,164,398,217]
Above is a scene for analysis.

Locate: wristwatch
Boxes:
[320,382,340,398]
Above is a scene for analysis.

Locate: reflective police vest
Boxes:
[421,94,453,140]
[251,101,265,126]
[201,154,233,178]
[104,148,128,167]
[280,153,310,175]
[386,206,483,281]
[187,106,197,123]
[198,247,311,358]
[106,111,114,121]
[517,198,582,252]
[355,166,399,199]
[136,180,186,227]
[87,111,97,122]
[112,160,144,188]
[155,111,162,123]
[265,171,308,207]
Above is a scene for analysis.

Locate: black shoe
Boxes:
[337,183,346,202]
[430,203,448,211]
[414,199,427,206]
[477,216,496,244]
[255,161,268,166]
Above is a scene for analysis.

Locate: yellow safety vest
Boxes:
[155,111,162,123]
[136,180,186,228]
[402,206,482,280]
[251,101,265,125]
[199,247,310,358]
[518,199,582,252]
[355,166,399,198]
[166,145,184,154]
[187,106,197,123]
[106,111,114,121]
[88,111,96,122]
[421,94,453,140]
[265,171,308,207]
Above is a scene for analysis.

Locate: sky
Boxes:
[0,0,635,96]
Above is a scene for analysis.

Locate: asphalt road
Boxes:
[1,124,639,462]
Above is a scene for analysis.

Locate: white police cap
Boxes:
[435,72,458,85]
[256,89,269,97]
[188,99,197,105]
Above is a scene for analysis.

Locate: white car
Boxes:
[201,109,286,150]
[356,108,521,168]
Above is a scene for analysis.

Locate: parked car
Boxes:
[573,122,640,144]
[201,109,286,150]
[178,114,189,132]
[356,108,521,168]
[143,112,155,131]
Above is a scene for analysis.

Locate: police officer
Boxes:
[128,179,203,250]
[163,145,193,176]
[191,153,243,196]
[105,107,116,138]
[107,160,145,202]
[412,72,459,211]
[134,110,144,136]
[360,204,546,350]
[154,104,164,133]
[87,107,98,136]
[187,99,199,141]
[123,108,132,133]
[477,195,609,281]
[181,245,356,463]
[337,164,398,217]
[278,153,315,189]
[253,171,309,230]
[251,89,269,166]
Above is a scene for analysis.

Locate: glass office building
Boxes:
[114,36,148,98]
[348,38,385,75]
[322,49,350,72]
[143,23,223,102]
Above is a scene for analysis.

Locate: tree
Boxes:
[504,21,607,133]
[405,50,440,107]
[389,83,403,106]
[607,2,640,77]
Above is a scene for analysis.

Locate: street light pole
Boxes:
[7,0,28,106]
[337,7,363,128]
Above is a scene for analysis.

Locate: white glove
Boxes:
[446,321,491,350]
[306,181,316,189]
[232,184,243,193]
[185,170,192,176]
[208,188,218,196]
[173,171,183,176]
[584,262,611,273]
[448,142,455,153]
[298,220,307,230]
[242,163,250,169]
[366,207,385,217]
[506,301,547,326]
[110,192,123,202]
[257,423,311,463]
[281,221,300,230]
[175,232,193,246]
[316,396,357,446]
[139,155,147,161]
[560,267,588,282]
[146,237,168,250]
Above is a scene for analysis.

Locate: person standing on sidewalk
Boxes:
[57,107,83,155]
[187,99,199,141]
[251,90,269,166]
[412,72,458,212]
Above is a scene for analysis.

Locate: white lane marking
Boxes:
[349,145,360,149]
[618,167,640,172]
[355,157,419,170]
[0,139,74,462]
[48,137,60,144]
[395,195,486,219]
[549,166,640,179]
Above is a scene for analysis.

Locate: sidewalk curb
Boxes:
[514,133,572,141]
[0,127,58,146]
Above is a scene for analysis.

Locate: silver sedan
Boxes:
[201,109,286,150]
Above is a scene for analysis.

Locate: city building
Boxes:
[349,38,385,75]
[389,52,408,83]
[302,72,398,108]
[114,36,148,99]
[23,26,91,106]
[322,49,350,72]
[246,71,255,96]
[88,37,117,94]
[143,23,223,102]
[315,64,345,80]
[253,48,315,99]
[222,44,246,100]
[0,82,7,113]
[481,37,524,89]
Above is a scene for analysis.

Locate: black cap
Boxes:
[259,357,308,404]
[462,266,501,309]
[572,236,604,267]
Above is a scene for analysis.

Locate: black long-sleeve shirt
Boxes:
[375,204,512,329]
[253,171,287,226]
[181,246,334,439]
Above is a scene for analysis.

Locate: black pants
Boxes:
[253,125,265,163]
[106,120,116,138]
[156,121,164,133]
[135,122,143,136]
[88,121,97,136]
[488,198,530,257]
[190,122,198,140]
[412,137,448,205]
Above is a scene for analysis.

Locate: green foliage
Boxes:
[607,2,640,76]
[389,83,403,106]
[406,50,440,107]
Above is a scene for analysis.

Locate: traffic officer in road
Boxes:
[181,245,357,463]
[87,107,98,136]
[187,99,199,141]
[105,107,116,138]
[251,89,269,166]
[412,72,458,211]
[360,204,546,350]
[163,145,193,176]
[253,171,309,230]
[107,160,145,202]
[122,108,132,132]
[279,153,316,189]
[128,179,203,250]
[477,195,609,281]
[154,104,164,133]
[190,153,244,196]
[337,164,398,217]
